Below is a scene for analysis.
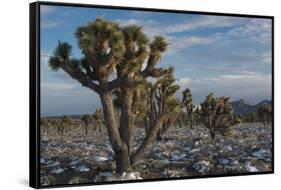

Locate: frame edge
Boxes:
[29,1,40,189]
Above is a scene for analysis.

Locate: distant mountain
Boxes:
[256,99,272,107]
[231,99,272,116]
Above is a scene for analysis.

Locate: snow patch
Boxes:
[50,168,64,174]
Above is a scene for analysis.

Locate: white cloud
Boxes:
[177,73,272,104]
[41,5,56,15]
[162,15,244,34]
[114,16,271,56]
[166,36,213,50]
[41,21,60,29]
[214,18,272,45]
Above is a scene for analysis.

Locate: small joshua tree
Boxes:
[233,114,244,125]
[257,104,272,126]
[246,112,257,123]
[81,114,93,136]
[61,115,72,135]
[182,88,196,129]
[199,92,234,141]
[93,109,104,133]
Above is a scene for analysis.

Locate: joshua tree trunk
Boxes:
[116,145,131,174]
[119,89,134,155]
[132,115,165,163]
[100,92,131,174]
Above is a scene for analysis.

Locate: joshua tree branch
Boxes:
[61,61,101,94]
[131,114,165,164]
[106,77,141,92]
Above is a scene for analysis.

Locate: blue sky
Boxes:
[40,5,272,117]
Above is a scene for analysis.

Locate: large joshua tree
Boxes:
[49,18,182,174]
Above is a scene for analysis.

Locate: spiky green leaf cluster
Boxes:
[76,17,125,60]
[150,36,168,53]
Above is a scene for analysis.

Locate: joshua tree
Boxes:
[49,18,184,174]
[246,112,257,123]
[198,92,234,140]
[257,104,272,126]
[81,114,93,136]
[143,67,182,140]
[61,115,72,135]
[175,111,188,128]
[233,114,244,125]
[93,109,104,133]
[182,88,196,129]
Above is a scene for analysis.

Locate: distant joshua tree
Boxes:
[257,104,272,126]
[233,114,244,125]
[61,115,72,135]
[49,18,191,174]
[81,114,93,136]
[93,109,104,133]
[199,92,234,141]
[182,88,197,129]
[246,112,257,123]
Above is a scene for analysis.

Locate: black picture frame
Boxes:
[30,1,274,189]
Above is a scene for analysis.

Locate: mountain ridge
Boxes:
[231,99,272,116]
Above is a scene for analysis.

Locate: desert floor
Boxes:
[40,123,272,186]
